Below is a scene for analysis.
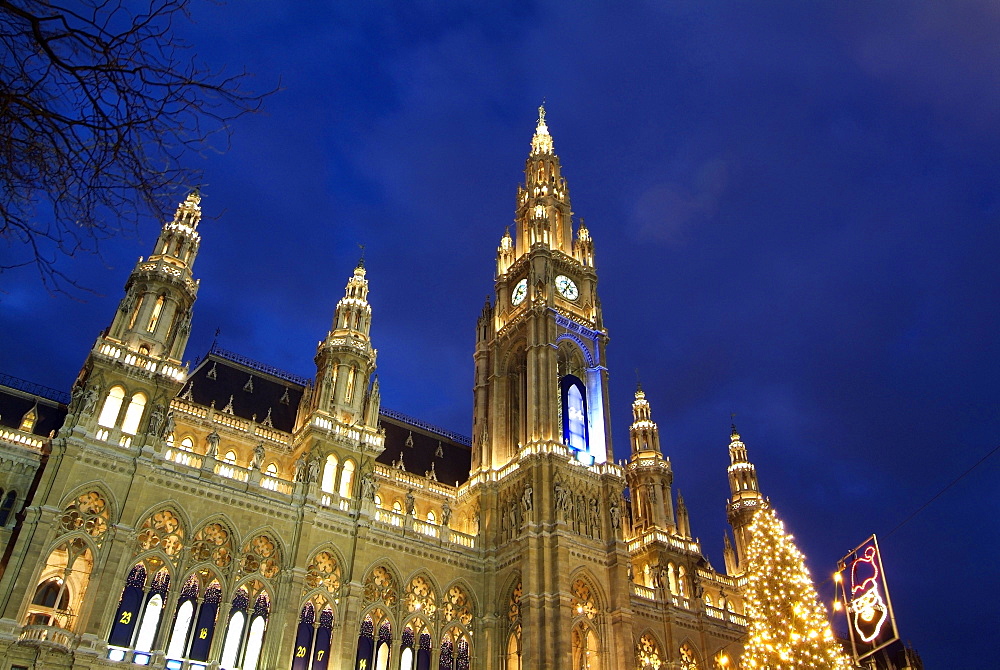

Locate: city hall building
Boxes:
[0,109,757,670]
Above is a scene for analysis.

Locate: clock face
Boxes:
[555,275,579,301]
[511,278,528,306]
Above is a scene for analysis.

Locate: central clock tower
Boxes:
[471,108,630,670]
[472,105,609,473]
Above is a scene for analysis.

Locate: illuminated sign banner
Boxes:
[837,535,899,660]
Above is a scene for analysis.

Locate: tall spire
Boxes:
[628,385,661,455]
[624,386,675,532]
[514,105,574,257]
[105,190,203,363]
[310,263,378,425]
[726,423,765,574]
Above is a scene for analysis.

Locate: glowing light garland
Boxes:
[742,506,853,670]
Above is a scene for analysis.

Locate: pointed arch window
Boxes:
[147,295,165,332]
[344,366,357,404]
[120,392,147,436]
[560,375,589,455]
[399,624,415,670]
[356,612,376,669]
[242,593,270,670]
[108,564,147,648]
[375,620,392,670]
[571,622,600,670]
[134,569,170,654]
[322,454,338,494]
[439,626,471,670]
[98,386,126,428]
[166,575,199,660]
[188,581,222,662]
[339,459,355,498]
[219,587,248,669]
[292,599,336,670]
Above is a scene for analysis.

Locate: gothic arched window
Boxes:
[571,622,600,670]
[322,454,338,494]
[165,574,200,661]
[374,619,392,670]
[339,459,355,497]
[98,386,126,428]
[120,392,147,436]
[560,375,588,454]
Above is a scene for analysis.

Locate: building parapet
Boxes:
[0,426,45,450]
[627,527,702,555]
[96,338,186,382]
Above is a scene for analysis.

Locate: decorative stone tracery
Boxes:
[136,509,184,557]
[404,575,437,616]
[571,577,598,620]
[363,565,398,608]
[240,533,280,578]
[442,583,473,627]
[190,522,233,568]
[305,550,342,596]
[60,490,110,544]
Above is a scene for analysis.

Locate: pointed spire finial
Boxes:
[635,368,642,392]
[531,102,553,155]
[357,243,366,269]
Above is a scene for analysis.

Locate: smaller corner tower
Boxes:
[295,258,384,497]
[725,424,764,574]
[309,258,380,430]
[624,385,676,533]
[65,191,203,448]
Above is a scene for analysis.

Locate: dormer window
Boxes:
[19,407,37,433]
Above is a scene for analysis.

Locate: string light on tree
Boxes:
[742,504,853,669]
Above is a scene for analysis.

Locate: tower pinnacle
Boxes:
[725,423,764,574]
[531,104,553,155]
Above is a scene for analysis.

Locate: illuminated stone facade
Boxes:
[0,109,753,670]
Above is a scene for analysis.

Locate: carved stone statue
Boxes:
[441,500,452,527]
[306,457,320,484]
[251,441,265,470]
[405,489,415,515]
[521,484,533,512]
[361,471,379,501]
[609,500,621,529]
[147,404,164,437]
[206,430,221,458]
[83,386,99,414]
[554,482,569,513]
[69,384,84,414]
[163,410,175,439]
[293,455,307,483]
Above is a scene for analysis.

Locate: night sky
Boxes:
[3,3,999,667]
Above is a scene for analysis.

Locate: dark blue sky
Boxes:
[3,2,999,666]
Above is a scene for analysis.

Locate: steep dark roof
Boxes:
[377,410,472,487]
[0,373,68,437]
[185,346,473,484]
[185,345,306,433]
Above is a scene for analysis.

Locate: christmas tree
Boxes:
[742,505,853,669]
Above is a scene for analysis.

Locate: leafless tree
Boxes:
[0,0,271,292]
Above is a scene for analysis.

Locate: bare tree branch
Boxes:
[0,0,272,294]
